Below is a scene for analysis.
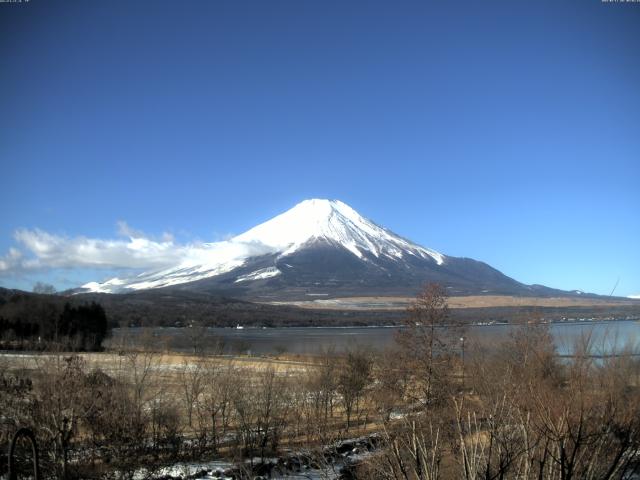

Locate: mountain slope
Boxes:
[78,199,576,299]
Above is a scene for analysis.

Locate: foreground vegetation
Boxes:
[2,284,639,479]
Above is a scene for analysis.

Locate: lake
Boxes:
[109,319,640,357]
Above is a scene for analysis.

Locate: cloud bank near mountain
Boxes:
[0,223,272,275]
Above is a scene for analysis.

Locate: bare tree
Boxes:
[199,359,236,452]
[373,348,410,422]
[450,316,640,480]
[34,354,95,479]
[396,283,462,405]
[253,366,291,461]
[179,358,204,429]
[305,346,339,442]
[117,336,160,451]
[185,321,208,354]
[373,419,442,480]
[337,348,372,432]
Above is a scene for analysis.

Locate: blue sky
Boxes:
[1,0,638,296]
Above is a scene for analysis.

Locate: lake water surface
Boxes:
[110,319,640,357]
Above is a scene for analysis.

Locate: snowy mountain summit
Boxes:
[235,199,444,264]
[80,199,548,298]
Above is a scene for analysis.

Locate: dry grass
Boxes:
[268,295,640,310]
[0,350,318,378]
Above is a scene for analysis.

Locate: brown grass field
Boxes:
[269,294,640,310]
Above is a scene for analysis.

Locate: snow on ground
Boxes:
[235,266,281,283]
[133,460,233,480]
[132,458,342,480]
[130,434,382,480]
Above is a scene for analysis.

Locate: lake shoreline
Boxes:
[112,316,640,331]
[105,318,640,357]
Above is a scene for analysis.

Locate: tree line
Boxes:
[0,292,110,351]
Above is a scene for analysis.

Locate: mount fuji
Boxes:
[78,199,569,299]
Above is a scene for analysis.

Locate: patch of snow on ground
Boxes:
[235,266,281,283]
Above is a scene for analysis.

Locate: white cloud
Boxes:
[0,248,23,271]
[116,220,145,238]
[6,227,182,271]
[629,294,640,299]
[0,224,276,277]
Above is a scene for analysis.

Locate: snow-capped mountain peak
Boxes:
[234,199,444,263]
[80,199,445,294]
